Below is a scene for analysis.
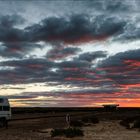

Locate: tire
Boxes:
[0,117,7,128]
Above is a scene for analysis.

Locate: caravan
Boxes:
[0,97,11,127]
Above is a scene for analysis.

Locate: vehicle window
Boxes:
[2,106,10,111]
[0,98,4,103]
[0,106,2,111]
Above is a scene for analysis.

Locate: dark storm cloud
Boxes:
[98,49,140,85]
[0,0,139,88]
[0,15,26,42]
[26,14,126,44]
[99,49,140,67]
[0,55,112,86]
[0,14,25,28]
[0,58,81,85]
[76,51,107,62]
[0,58,54,68]
[0,58,55,84]
[58,60,90,68]
[0,42,43,58]
[0,25,24,42]
[0,13,126,58]
[0,14,44,58]
[46,44,81,60]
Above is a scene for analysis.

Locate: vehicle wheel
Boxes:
[0,118,7,127]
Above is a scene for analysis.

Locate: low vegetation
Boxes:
[51,127,84,138]
[51,128,64,137]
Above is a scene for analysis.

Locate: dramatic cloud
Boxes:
[0,14,25,28]
[46,44,81,60]
[0,0,140,107]
[0,50,109,86]
[0,15,25,42]
[76,51,107,62]
[0,42,44,58]
[0,15,44,58]
[26,14,126,44]
[0,13,126,58]
[98,49,140,86]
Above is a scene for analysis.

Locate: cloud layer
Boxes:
[0,0,140,107]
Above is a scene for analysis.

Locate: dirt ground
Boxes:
[82,121,140,140]
[0,110,140,140]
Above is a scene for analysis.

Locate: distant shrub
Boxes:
[70,120,83,127]
[51,128,84,138]
[65,128,84,138]
[51,128,64,137]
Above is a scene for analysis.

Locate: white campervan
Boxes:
[0,97,11,127]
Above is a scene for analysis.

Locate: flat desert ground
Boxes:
[0,108,140,140]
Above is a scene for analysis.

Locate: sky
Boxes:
[0,0,140,107]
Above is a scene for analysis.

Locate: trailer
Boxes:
[0,97,11,127]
